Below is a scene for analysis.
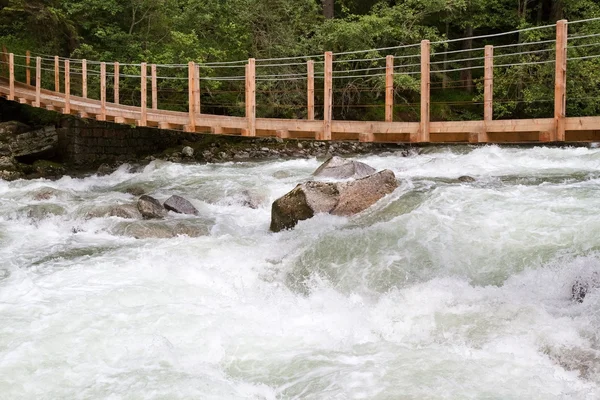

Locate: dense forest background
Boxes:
[0,0,599,122]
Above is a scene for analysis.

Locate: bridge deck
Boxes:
[2,79,600,144]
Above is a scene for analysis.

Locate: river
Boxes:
[1,145,600,399]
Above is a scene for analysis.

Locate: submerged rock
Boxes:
[24,204,67,221]
[137,195,167,219]
[270,169,398,232]
[163,195,199,215]
[182,146,194,158]
[458,176,476,183]
[111,220,210,239]
[108,204,142,219]
[124,185,147,197]
[313,155,376,179]
[572,273,600,303]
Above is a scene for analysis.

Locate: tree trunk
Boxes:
[460,25,474,93]
[442,21,449,89]
[322,0,334,19]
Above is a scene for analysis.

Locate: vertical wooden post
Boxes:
[114,62,120,104]
[35,57,41,107]
[194,64,201,114]
[26,51,31,86]
[244,58,256,136]
[140,62,147,126]
[82,59,87,98]
[419,40,431,143]
[55,56,60,92]
[64,59,70,114]
[307,60,315,120]
[385,55,394,122]
[151,64,157,110]
[99,62,106,121]
[554,19,568,142]
[187,61,196,132]
[8,53,14,101]
[481,45,494,143]
[323,51,333,141]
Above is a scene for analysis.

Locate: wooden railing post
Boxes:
[481,44,494,143]
[194,64,201,114]
[55,56,60,93]
[82,59,87,98]
[140,62,147,126]
[187,61,196,132]
[385,55,394,122]
[323,51,333,140]
[26,51,31,86]
[35,57,41,107]
[99,62,106,121]
[114,62,119,104]
[244,58,256,136]
[554,19,568,142]
[307,60,315,120]
[151,64,157,110]
[419,40,430,143]
[8,53,14,101]
[64,59,70,114]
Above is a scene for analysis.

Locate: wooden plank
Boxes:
[385,55,394,122]
[323,51,333,140]
[35,57,41,107]
[64,59,70,114]
[8,53,14,100]
[194,64,201,114]
[187,61,196,132]
[307,60,315,120]
[151,64,157,110]
[482,45,494,143]
[419,40,430,143]
[554,19,568,142]
[55,56,60,92]
[82,59,87,98]
[244,58,256,136]
[99,62,106,121]
[114,62,119,104]
[140,62,147,126]
[26,51,31,86]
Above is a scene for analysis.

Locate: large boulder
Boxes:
[313,155,376,179]
[270,169,398,232]
[163,195,199,215]
[109,204,142,219]
[137,195,167,219]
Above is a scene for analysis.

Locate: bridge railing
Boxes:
[2,17,600,143]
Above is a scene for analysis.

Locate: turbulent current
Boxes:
[2,145,600,399]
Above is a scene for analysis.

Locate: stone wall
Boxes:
[57,119,207,165]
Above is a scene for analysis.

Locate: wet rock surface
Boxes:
[137,195,167,219]
[313,155,376,179]
[270,169,398,232]
[163,195,199,215]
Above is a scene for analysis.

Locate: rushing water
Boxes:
[2,145,600,399]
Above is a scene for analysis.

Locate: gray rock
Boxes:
[32,187,62,201]
[572,272,600,303]
[272,170,292,179]
[97,163,114,176]
[458,175,476,183]
[137,195,167,219]
[0,170,23,181]
[270,169,398,232]
[182,146,194,158]
[9,126,58,159]
[24,204,67,221]
[124,186,146,196]
[111,220,209,239]
[0,156,17,170]
[0,121,31,138]
[163,195,199,215]
[313,155,376,180]
[108,204,142,219]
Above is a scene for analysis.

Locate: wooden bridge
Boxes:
[1,19,600,144]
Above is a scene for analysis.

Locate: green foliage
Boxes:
[0,0,599,122]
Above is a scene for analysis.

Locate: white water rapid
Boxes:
[2,145,600,399]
